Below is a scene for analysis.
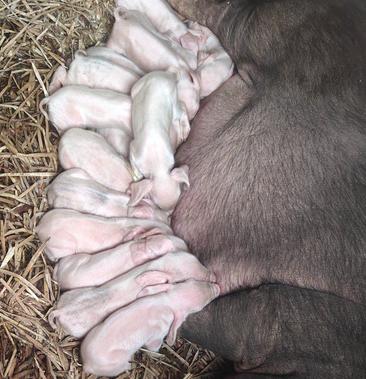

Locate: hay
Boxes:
[0,0,225,377]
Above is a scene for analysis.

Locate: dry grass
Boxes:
[0,1,225,377]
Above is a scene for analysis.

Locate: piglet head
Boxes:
[128,165,190,211]
[169,67,200,120]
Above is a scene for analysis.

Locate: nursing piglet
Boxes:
[48,50,141,95]
[54,235,187,290]
[181,22,234,98]
[58,129,133,192]
[129,71,190,211]
[39,85,131,135]
[47,169,168,223]
[36,209,172,261]
[116,0,188,40]
[49,252,215,338]
[107,8,197,72]
[81,280,220,377]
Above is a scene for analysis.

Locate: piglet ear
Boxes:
[197,50,212,66]
[171,166,190,190]
[180,32,200,54]
[128,179,153,207]
[75,49,87,58]
[114,6,127,20]
[136,283,173,298]
[135,270,172,288]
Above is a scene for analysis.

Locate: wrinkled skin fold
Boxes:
[169,0,366,377]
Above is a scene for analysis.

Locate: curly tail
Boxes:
[75,49,87,58]
[48,310,59,329]
[39,97,50,120]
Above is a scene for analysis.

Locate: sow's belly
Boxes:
[171,74,255,294]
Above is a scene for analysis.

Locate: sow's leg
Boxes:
[181,285,366,378]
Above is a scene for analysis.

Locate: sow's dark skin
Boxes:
[168,0,366,378]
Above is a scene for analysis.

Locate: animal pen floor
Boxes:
[0,1,224,377]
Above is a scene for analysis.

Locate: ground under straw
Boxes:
[0,1,224,377]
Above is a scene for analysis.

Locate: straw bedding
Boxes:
[0,1,224,377]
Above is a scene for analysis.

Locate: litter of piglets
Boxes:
[37,0,234,375]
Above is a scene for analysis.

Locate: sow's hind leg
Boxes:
[179,285,366,378]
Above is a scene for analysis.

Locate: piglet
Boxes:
[49,252,215,338]
[48,50,141,95]
[129,71,191,211]
[58,129,133,192]
[39,85,131,134]
[107,8,197,72]
[36,209,172,261]
[81,280,220,376]
[181,22,234,98]
[47,169,168,223]
[86,45,145,76]
[54,235,187,290]
[116,0,188,40]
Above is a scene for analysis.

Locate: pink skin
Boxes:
[53,235,187,290]
[49,252,215,339]
[47,169,168,224]
[48,50,141,95]
[106,8,197,72]
[39,85,131,135]
[36,209,172,261]
[96,128,131,157]
[168,66,200,120]
[116,0,188,40]
[181,22,234,98]
[58,129,133,193]
[81,280,220,377]
[86,45,145,76]
[128,71,191,211]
